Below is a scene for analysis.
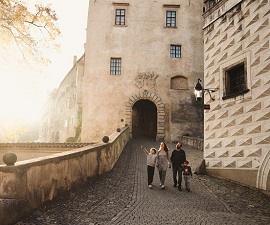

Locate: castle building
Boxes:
[81,0,204,142]
[39,55,84,142]
[203,0,270,191]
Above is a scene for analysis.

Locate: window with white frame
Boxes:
[170,45,181,58]
[166,10,176,27]
[110,58,122,75]
[64,119,68,128]
[115,9,126,25]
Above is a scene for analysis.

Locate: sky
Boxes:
[0,0,89,129]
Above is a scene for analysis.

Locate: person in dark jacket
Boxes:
[170,143,186,191]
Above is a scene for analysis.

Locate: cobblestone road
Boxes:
[16,138,270,225]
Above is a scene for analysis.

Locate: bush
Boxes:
[66,137,76,142]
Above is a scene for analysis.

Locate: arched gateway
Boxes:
[125,90,165,141]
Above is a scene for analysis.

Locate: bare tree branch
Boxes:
[0,0,60,64]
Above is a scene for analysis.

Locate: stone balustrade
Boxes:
[0,143,93,165]
[182,136,204,151]
[0,127,130,225]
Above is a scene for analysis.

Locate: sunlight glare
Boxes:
[0,0,89,137]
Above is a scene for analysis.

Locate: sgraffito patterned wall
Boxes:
[203,0,270,189]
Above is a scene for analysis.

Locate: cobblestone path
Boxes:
[16,138,270,225]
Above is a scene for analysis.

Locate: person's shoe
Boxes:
[187,189,190,192]
[148,185,152,189]
[160,183,162,187]
[173,184,177,187]
[178,186,182,191]
[160,185,165,189]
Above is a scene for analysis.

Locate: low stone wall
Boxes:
[182,136,203,151]
[0,127,130,225]
[0,143,92,165]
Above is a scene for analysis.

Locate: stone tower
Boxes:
[81,0,204,142]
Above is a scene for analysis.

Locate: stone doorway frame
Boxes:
[125,90,165,141]
[257,150,270,191]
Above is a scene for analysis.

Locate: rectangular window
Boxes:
[166,11,176,27]
[110,58,121,75]
[115,9,125,25]
[223,62,249,100]
[170,45,181,58]
[64,119,68,128]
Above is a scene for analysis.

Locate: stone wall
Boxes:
[203,0,270,191]
[0,127,130,225]
[0,143,91,165]
[82,0,204,143]
[39,55,84,143]
[182,136,204,151]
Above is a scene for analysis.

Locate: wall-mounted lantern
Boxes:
[194,79,203,101]
[194,79,218,101]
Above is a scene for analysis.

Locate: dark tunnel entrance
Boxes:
[132,99,157,139]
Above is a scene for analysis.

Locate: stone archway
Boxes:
[257,151,270,191]
[132,100,157,139]
[125,90,165,141]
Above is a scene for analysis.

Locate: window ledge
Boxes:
[163,4,180,8]
[113,3,129,6]
[222,89,249,100]
[164,26,177,28]
[114,25,128,27]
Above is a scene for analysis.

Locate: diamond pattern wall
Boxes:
[203,0,270,172]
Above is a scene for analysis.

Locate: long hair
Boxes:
[163,142,169,152]
[158,142,169,158]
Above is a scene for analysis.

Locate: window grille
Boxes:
[170,45,181,58]
[115,9,125,25]
[223,62,249,99]
[110,58,121,75]
[166,11,176,27]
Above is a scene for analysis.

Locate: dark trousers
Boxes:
[158,170,167,185]
[147,165,155,185]
[172,165,183,186]
[184,175,191,190]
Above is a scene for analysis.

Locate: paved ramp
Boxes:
[17,139,270,225]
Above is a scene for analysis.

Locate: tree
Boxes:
[0,0,60,64]
[0,124,28,143]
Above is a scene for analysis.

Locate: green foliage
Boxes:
[74,106,82,142]
[66,137,76,143]
[0,124,28,143]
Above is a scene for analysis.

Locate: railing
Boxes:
[0,127,130,225]
[182,136,203,151]
[0,143,93,165]
[204,0,223,11]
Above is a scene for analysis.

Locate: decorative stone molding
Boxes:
[3,152,17,166]
[125,90,165,141]
[135,72,159,89]
[257,150,270,190]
